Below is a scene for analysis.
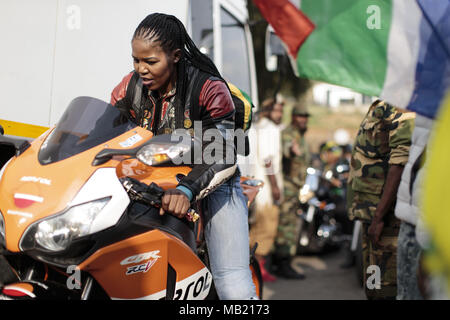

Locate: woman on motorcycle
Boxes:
[110,13,258,300]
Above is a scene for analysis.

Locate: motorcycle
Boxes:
[0,96,262,300]
[296,164,351,255]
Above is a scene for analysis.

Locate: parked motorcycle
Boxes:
[0,96,262,300]
[296,165,350,255]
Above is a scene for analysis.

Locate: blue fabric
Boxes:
[203,174,258,300]
[407,0,450,119]
[176,185,193,201]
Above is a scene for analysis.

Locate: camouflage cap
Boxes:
[292,103,310,117]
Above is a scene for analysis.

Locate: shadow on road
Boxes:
[263,247,366,300]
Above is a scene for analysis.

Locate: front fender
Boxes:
[1,280,79,300]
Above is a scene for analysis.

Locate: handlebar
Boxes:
[120,177,199,223]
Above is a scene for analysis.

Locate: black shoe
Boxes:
[264,254,277,274]
[275,258,306,280]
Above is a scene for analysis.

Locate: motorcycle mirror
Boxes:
[92,145,141,166]
[0,136,31,156]
[136,132,195,167]
[265,25,285,72]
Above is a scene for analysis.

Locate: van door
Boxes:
[190,0,258,106]
[0,0,57,134]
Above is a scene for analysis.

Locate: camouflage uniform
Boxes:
[347,100,415,299]
[274,112,311,257]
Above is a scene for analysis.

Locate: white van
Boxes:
[0,0,258,167]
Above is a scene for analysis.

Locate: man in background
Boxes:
[271,103,311,279]
[249,98,284,282]
[347,100,415,299]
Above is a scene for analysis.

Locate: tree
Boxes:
[248,1,311,104]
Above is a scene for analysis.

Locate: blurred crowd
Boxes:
[246,96,442,300]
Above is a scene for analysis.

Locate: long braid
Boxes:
[133,13,223,128]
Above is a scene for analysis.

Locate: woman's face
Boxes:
[131,38,181,95]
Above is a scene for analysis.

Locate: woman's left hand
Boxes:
[160,189,191,219]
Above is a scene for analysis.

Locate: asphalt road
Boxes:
[263,247,366,300]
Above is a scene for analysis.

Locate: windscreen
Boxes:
[39,96,136,165]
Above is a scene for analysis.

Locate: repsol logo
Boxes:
[174,269,212,300]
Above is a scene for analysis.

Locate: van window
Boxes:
[220,7,251,96]
[191,0,214,59]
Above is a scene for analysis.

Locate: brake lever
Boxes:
[121,178,199,222]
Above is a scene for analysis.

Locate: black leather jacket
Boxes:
[111,64,238,201]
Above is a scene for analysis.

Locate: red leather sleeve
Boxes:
[110,72,134,106]
[198,79,234,119]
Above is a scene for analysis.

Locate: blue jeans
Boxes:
[396,221,423,300]
[203,174,258,300]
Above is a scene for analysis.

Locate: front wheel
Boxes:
[296,217,325,255]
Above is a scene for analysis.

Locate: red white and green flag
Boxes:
[254,0,450,119]
[253,0,315,66]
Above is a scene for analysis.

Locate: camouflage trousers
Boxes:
[273,190,301,258]
[361,213,400,300]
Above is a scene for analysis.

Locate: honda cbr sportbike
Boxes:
[0,96,262,300]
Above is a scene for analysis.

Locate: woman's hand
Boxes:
[160,189,191,219]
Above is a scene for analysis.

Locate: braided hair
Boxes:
[133,13,223,128]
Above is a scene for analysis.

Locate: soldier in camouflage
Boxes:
[347,99,415,299]
[272,103,311,279]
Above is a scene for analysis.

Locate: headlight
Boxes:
[299,185,314,204]
[137,143,190,166]
[20,197,110,252]
[0,158,13,182]
[241,179,264,187]
[1,161,11,241]
[0,210,5,239]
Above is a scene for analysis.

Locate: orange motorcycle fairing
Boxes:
[0,96,263,300]
[0,126,152,252]
[78,229,211,300]
[116,159,192,190]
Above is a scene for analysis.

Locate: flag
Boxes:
[298,0,450,118]
[407,0,450,118]
[252,0,315,65]
[256,0,450,119]
[423,91,450,292]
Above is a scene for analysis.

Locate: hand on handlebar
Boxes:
[160,189,191,219]
[160,189,199,222]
